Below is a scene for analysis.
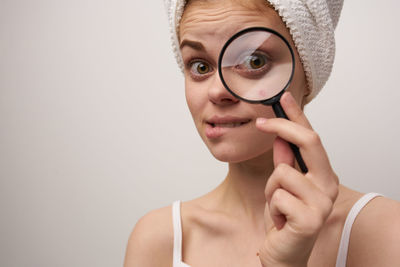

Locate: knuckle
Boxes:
[329,181,339,201]
[304,211,325,234]
[271,188,285,203]
[323,173,339,201]
[264,185,269,198]
[306,131,321,147]
[299,201,333,236]
[275,163,290,177]
[311,196,333,224]
[320,196,334,217]
[333,173,340,187]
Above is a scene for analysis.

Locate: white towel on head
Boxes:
[164,0,344,103]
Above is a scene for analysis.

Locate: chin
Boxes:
[206,140,274,163]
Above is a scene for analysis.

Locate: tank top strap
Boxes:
[172,200,192,267]
[335,192,383,267]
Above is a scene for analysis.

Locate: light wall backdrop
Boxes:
[1,0,399,266]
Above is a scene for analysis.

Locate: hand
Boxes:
[255,92,339,267]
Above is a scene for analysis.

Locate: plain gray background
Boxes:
[1,0,399,266]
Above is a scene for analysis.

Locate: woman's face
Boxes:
[179,0,307,163]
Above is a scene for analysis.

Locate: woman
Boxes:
[125,0,400,266]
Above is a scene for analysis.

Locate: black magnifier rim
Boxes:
[218,27,295,105]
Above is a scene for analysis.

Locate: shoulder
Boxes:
[124,204,174,267]
[347,195,400,267]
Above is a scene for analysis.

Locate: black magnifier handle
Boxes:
[272,102,308,173]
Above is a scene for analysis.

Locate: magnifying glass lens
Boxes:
[220,30,294,102]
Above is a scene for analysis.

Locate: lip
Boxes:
[205,115,252,139]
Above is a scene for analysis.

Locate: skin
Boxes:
[124,0,400,266]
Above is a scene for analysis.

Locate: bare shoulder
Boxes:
[348,195,400,267]
[124,205,174,267]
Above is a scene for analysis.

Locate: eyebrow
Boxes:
[179,39,206,51]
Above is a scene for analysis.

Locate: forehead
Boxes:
[179,0,288,43]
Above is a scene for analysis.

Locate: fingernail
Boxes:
[256,118,268,125]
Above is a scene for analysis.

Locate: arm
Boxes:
[256,92,339,267]
[124,207,173,267]
[347,197,400,267]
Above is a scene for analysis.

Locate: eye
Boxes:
[233,51,271,79]
[242,52,268,70]
[247,54,266,69]
[191,61,211,75]
[187,60,213,81]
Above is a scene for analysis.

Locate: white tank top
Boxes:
[172,193,382,267]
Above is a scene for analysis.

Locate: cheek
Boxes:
[185,79,204,121]
[253,104,276,119]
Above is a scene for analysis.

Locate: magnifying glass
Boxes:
[218,27,308,173]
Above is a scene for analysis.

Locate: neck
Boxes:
[214,150,274,225]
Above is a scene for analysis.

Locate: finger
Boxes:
[280,91,313,130]
[265,163,325,207]
[256,118,331,175]
[269,188,307,231]
[273,136,294,168]
[269,186,333,239]
[266,165,335,234]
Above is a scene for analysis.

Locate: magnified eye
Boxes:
[233,51,271,79]
[242,52,269,70]
[246,54,266,69]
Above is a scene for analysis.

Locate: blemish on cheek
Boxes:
[258,89,268,98]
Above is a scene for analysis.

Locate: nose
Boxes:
[208,74,239,106]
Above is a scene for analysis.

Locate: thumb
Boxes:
[273,137,295,168]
